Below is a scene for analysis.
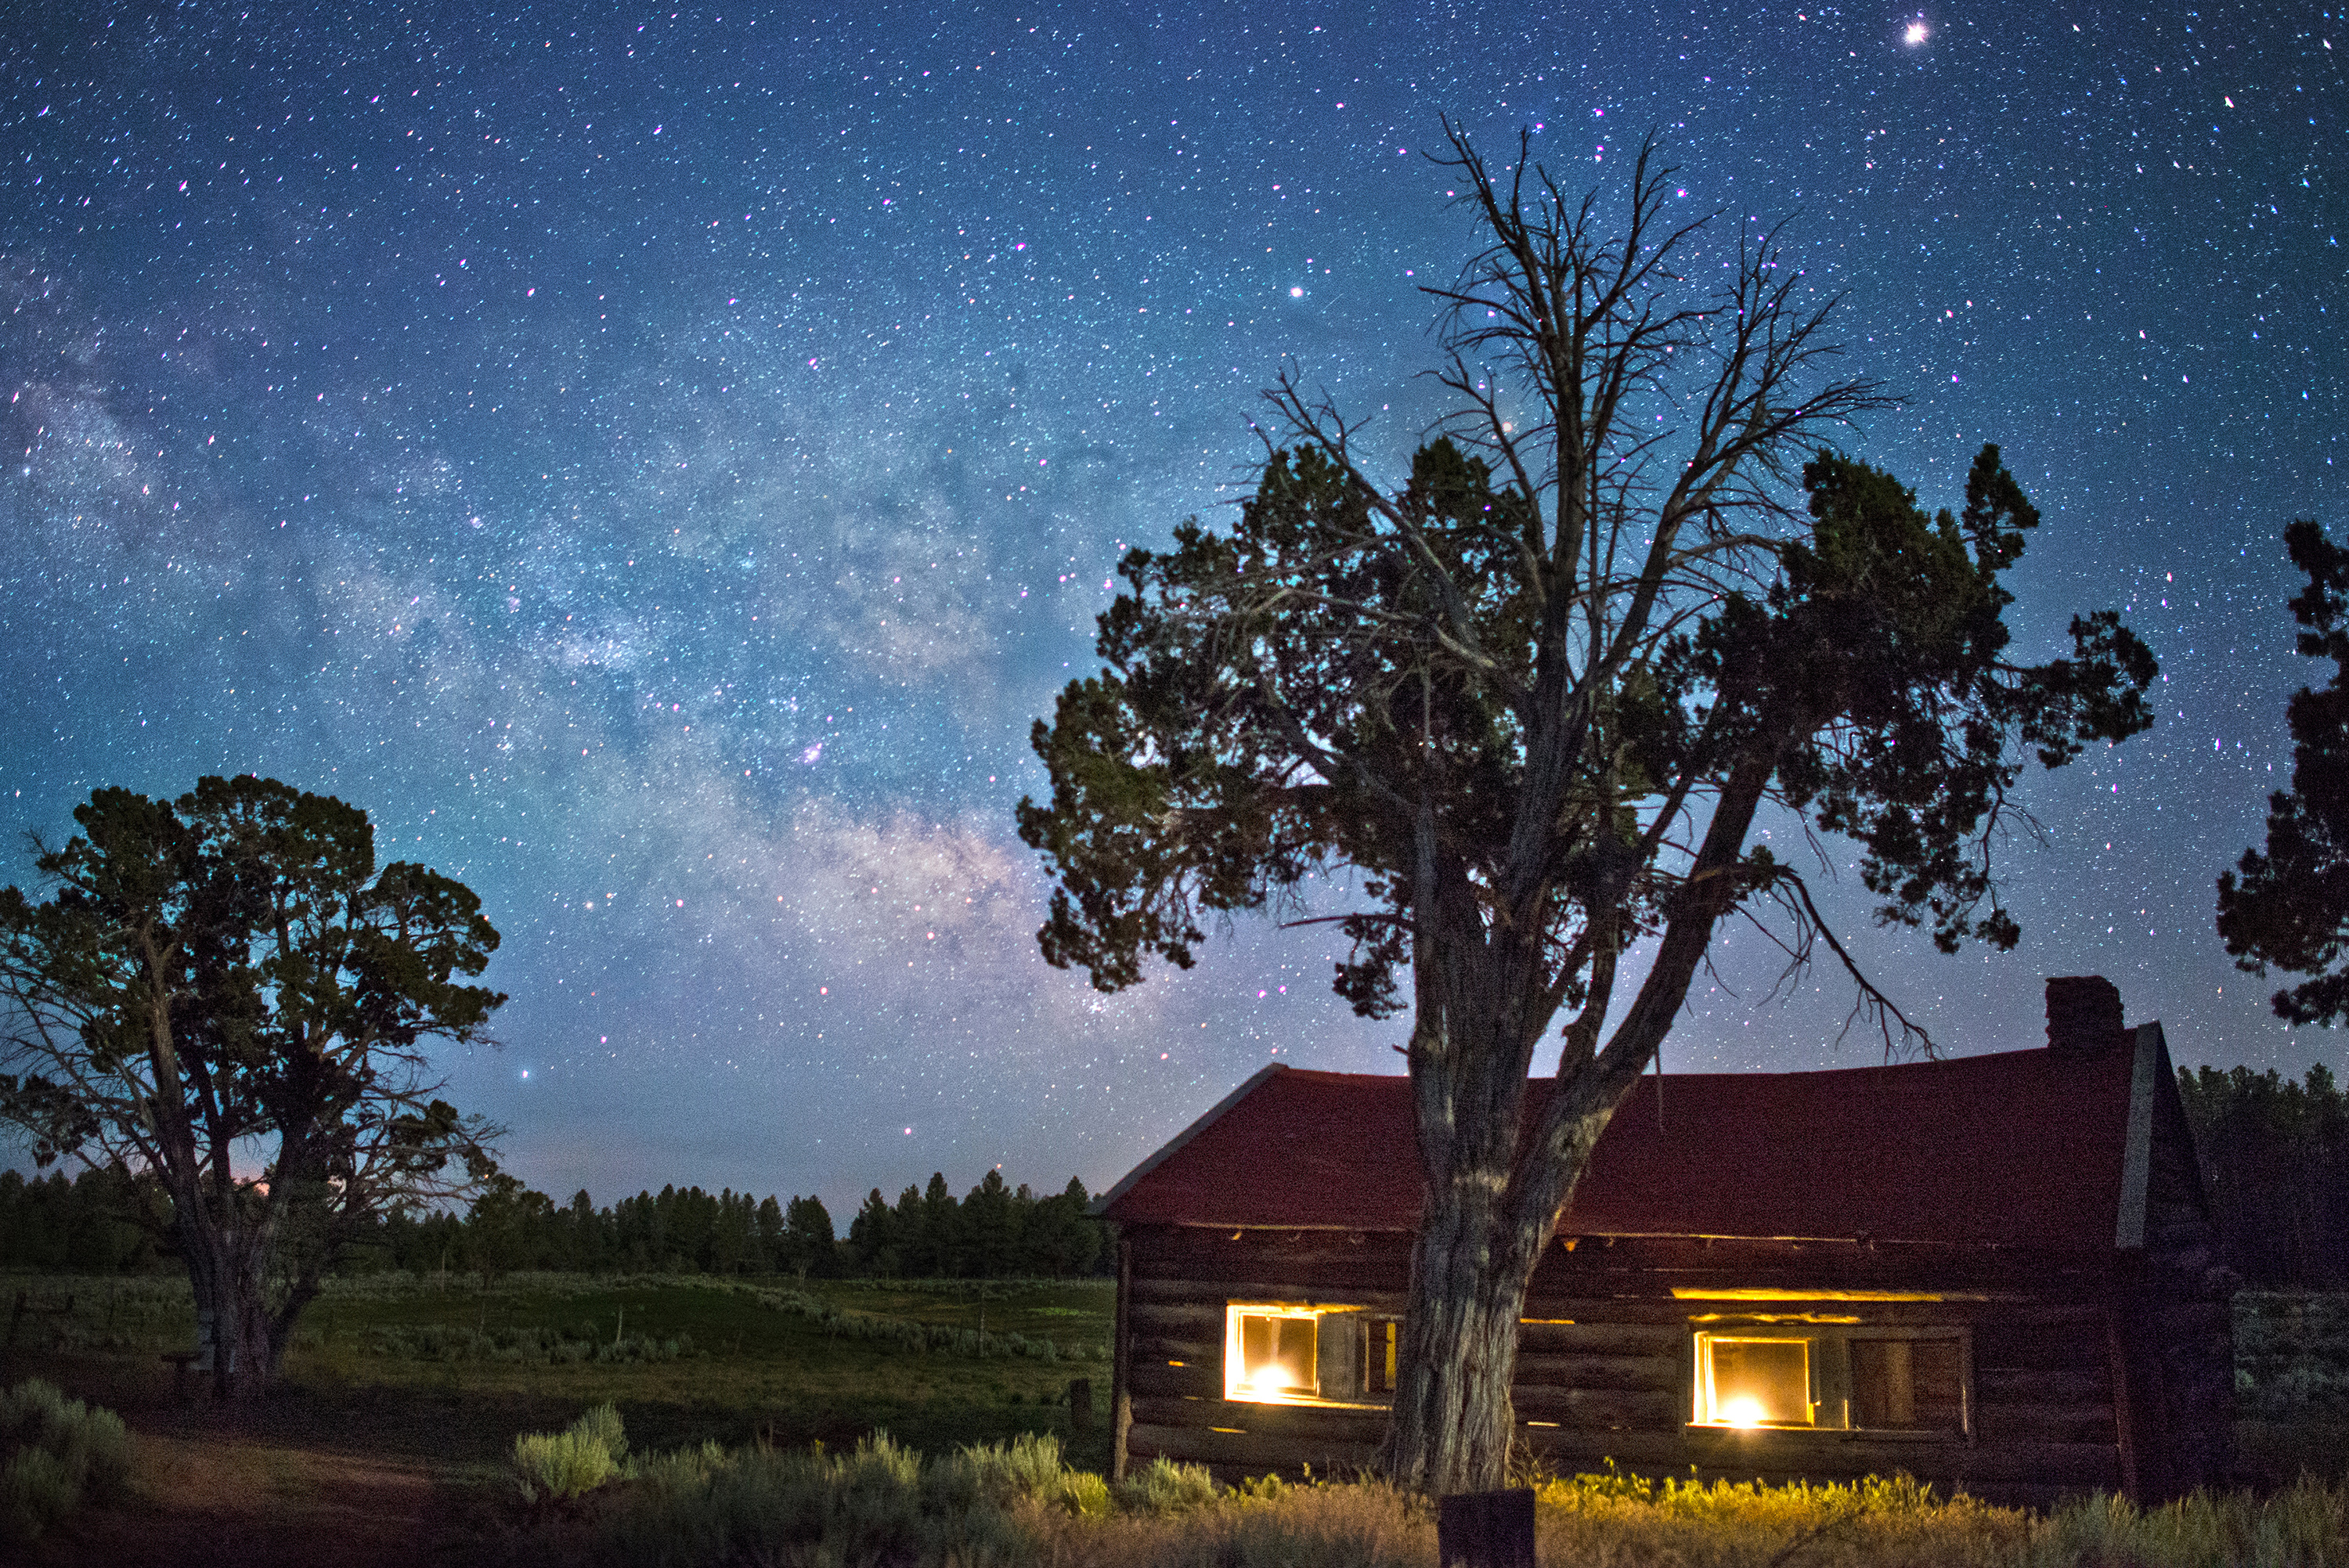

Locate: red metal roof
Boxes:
[1099,1036,2149,1250]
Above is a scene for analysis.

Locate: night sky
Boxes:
[4,1,2344,1213]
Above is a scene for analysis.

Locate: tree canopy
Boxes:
[2218,518,2349,1026]
[0,774,503,1394]
[1018,127,2156,1492]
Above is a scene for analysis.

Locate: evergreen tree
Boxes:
[781,1193,836,1280]
[0,776,503,1396]
[847,1187,897,1276]
[961,1170,1017,1277]
[2218,519,2349,1024]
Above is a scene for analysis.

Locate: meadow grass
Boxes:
[2,1270,1118,1465]
[9,1272,2349,1563]
[513,1411,2349,1568]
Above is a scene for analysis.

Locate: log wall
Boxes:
[2120,1071,2236,1494]
[1117,1225,2138,1505]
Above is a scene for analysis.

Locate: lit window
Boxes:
[1224,1304,1395,1405]
[1227,1307,1319,1400]
[1691,1328,1969,1435]
[1694,1334,1814,1427]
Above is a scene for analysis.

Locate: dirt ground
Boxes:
[20,1356,521,1568]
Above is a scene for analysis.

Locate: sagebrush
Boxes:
[1,1378,132,1546]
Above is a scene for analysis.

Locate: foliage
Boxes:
[1113,1456,1221,1516]
[745,1282,1099,1362]
[0,1165,171,1274]
[0,1377,132,1546]
[0,776,503,1395]
[2027,1476,2349,1568]
[1016,123,2156,1491]
[2220,518,2349,1025]
[513,1401,631,1503]
[779,1193,835,1281]
[2178,1063,2349,1287]
[849,1172,1105,1280]
[2235,1292,2349,1420]
[364,1170,1103,1281]
[366,1321,699,1365]
[0,1162,1109,1284]
[519,1432,2349,1568]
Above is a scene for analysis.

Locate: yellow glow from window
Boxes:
[1227,1307,1319,1401]
[1699,1336,1812,1427]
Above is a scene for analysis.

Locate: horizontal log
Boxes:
[1129,1303,1221,1334]
[1129,1396,1393,1445]
[1977,1368,2111,1404]
[1513,1386,1680,1429]
[1128,1360,1224,1400]
[1973,1403,2117,1445]
[1539,1238,2119,1284]
[1133,1224,1413,1261]
[1513,1352,1679,1393]
[1680,1429,2123,1487]
[1128,1422,1378,1474]
[1130,1330,1221,1361]
[1515,1321,1687,1357]
[1972,1324,2109,1373]
[1128,1277,1409,1314]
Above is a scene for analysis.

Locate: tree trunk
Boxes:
[1384,1155,1549,1494]
[177,1210,290,1399]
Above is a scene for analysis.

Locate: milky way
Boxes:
[3,1,2344,1209]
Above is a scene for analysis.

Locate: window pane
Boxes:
[1707,1339,1810,1426]
[1236,1314,1316,1397]
[1363,1319,1397,1395]
[1850,1337,1964,1431]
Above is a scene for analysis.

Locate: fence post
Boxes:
[1438,1487,1536,1568]
[1068,1376,1093,1432]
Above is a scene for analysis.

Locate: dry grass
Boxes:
[514,1426,2349,1568]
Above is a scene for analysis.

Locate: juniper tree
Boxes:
[0,776,503,1397]
[1017,127,2156,1492]
[2219,519,2349,1026]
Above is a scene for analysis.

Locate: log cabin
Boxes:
[1095,977,2233,1506]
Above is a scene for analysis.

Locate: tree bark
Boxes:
[1386,1164,1548,1494]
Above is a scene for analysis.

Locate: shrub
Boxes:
[512,1403,631,1504]
[0,1379,132,1546]
[1113,1457,1218,1516]
[2028,1476,2349,1568]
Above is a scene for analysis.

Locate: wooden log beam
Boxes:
[1512,1351,1679,1392]
[1128,1422,1380,1473]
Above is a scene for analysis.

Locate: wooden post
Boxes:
[1438,1488,1536,1568]
[1069,1376,1093,1432]
[1110,1233,1133,1482]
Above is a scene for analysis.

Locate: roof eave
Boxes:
[1092,1062,1290,1219]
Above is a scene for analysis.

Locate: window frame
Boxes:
[1688,1323,1973,1440]
[1221,1302,1394,1408]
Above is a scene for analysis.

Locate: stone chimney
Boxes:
[2045,975,2126,1054]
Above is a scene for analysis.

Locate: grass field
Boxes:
[4,1271,1117,1466]
[5,1274,2348,1566]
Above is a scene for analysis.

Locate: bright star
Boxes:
[1905,17,1929,43]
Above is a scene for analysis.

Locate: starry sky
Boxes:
[3,0,2345,1213]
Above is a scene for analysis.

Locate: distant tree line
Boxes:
[1,1165,1107,1282]
[2178,1063,2349,1288]
[0,1165,171,1274]
[18,1067,2340,1288]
